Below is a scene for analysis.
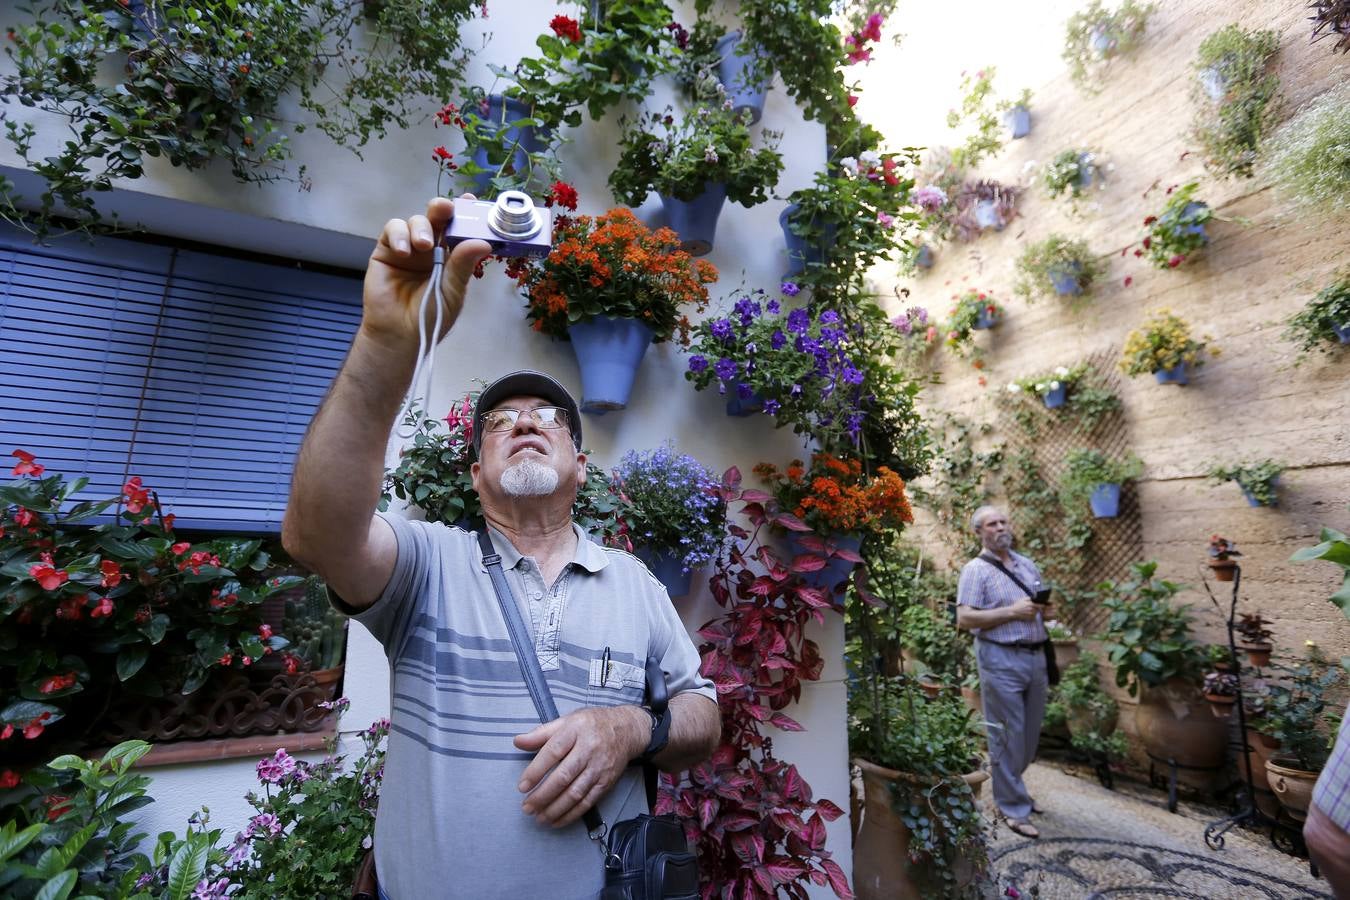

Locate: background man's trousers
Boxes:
[976,638,1049,821]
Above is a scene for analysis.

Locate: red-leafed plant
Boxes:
[657,466,856,899]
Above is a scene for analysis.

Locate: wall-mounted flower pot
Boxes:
[1207,559,1237,582]
[1089,25,1115,57]
[634,546,694,598]
[566,316,654,414]
[1241,478,1278,508]
[1043,383,1068,409]
[779,203,835,279]
[1198,65,1228,102]
[661,182,728,257]
[972,309,999,330]
[914,244,934,270]
[787,532,863,598]
[1003,104,1032,139]
[1049,262,1084,296]
[715,31,769,124]
[1334,323,1350,344]
[1169,201,1211,243]
[725,390,765,417]
[1089,482,1121,518]
[973,199,1005,231]
[1239,642,1273,668]
[1154,362,1189,385]
[469,94,550,196]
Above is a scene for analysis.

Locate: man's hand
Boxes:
[1007,597,1041,622]
[362,196,492,351]
[514,705,648,828]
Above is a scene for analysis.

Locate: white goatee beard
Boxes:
[993,532,1013,550]
[500,458,560,497]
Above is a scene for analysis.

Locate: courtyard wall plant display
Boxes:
[1285,267,1350,358]
[1013,234,1105,304]
[1119,308,1214,384]
[1062,0,1156,94]
[1207,459,1284,508]
[1265,81,1350,215]
[1189,24,1281,179]
[1136,182,1215,270]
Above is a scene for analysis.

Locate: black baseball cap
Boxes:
[472,370,583,457]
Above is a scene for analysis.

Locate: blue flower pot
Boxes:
[661,183,728,257]
[1160,201,1210,245]
[779,203,835,279]
[725,391,766,417]
[1074,152,1098,190]
[1043,384,1068,409]
[1003,105,1031,139]
[973,199,1004,231]
[715,31,768,124]
[566,316,654,414]
[973,309,998,330]
[1089,483,1121,518]
[468,95,550,196]
[787,532,863,598]
[1334,323,1350,344]
[914,244,935,270]
[1241,477,1278,508]
[635,547,694,597]
[1050,263,1084,297]
[1154,362,1189,386]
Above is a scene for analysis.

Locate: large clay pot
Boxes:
[1266,757,1319,822]
[960,685,983,716]
[1135,678,1228,790]
[1244,728,1281,818]
[1052,638,1081,672]
[853,758,989,900]
[1066,700,1118,741]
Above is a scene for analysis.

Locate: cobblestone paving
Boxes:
[987,762,1333,899]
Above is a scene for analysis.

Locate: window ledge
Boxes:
[130,715,338,768]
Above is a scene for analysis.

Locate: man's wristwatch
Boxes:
[637,704,671,762]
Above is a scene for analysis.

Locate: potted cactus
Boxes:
[284,579,349,703]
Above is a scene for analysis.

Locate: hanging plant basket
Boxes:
[1154,362,1189,385]
[778,203,834,279]
[787,532,863,598]
[634,546,695,598]
[725,390,766,417]
[661,182,728,256]
[566,316,654,414]
[1043,383,1068,408]
[715,30,769,124]
[1089,482,1121,518]
[467,94,550,196]
[1003,104,1032,138]
[1207,558,1238,582]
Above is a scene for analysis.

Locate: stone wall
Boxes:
[862,0,1350,737]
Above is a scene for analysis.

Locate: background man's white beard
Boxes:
[500,458,560,497]
[993,533,1013,549]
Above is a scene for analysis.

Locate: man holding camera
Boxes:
[282,197,720,898]
[955,505,1051,839]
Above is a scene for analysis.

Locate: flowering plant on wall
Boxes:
[1137,183,1214,269]
[753,453,914,539]
[684,294,875,450]
[1266,82,1350,214]
[511,207,716,342]
[1190,25,1282,179]
[1013,234,1105,303]
[612,445,727,573]
[1119,309,1214,377]
[1285,268,1350,358]
[1062,0,1156,94]
[1007,363,1089,398]
[1042,148,1107,206]
[609,104,784,206]
[0,454,296,759]
[943,289,1003,355]
[945,66,1031,171]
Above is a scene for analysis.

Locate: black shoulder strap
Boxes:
[978,553,1034,596]
[476,528,607,839]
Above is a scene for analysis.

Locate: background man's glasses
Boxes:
[482,406,570,433]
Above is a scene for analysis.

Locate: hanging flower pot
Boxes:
[787,532,863,597]
[1154,361,1189,385]
[1049,262,1085,296]
[778,203,835,279]
[724,390,766,417]
[1198,65,1229,102]
[1043,383,1068,409]
[715,30,769,124]
[1089,482,1121,518]
[1241,476,1279,508]
[634,546,694,598]
[566,316,654,414]
[467,94,550,196]
[1003,104,1032,139]
[914,244,935,270]
[973,198,1005,231]
[1334,323,1350,344]
[973,307,999,330]
[1089,24,1116,56]
[661,182,728,257]
[1239,642,1273,667]
[1207,558,1238,582]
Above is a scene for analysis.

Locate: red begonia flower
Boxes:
[90,597,114,618]
[14,508,34,528]
[171,542,191,555]
[100,560,123,588]
[29,563,68,592]
[0,770,17,789]
[10,450,43,477]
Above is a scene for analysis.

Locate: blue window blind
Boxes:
[0,225,361,532]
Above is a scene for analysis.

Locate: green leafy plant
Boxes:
[1003,364,1121,435]
[1045,619,1075,641]
[283,579,347,672]
[380,400,629,546]
[942,289,1003,356]
[944,67,1031,171]
[845,538,959,682]
[1056,651,1126,760]
[908,414,1001,561]
[1265,81,1350,213]
[897,604,971,683]
[1190,25,1281,179]
[612,444,727,572]
[1119,308,1214,376]
[1013,234,1105,304]
[1062,0,1156,93]
[609,104,784,206]
[1138,182,1215,269]
[1248,650,1343,770]
[1042,148,1106,205]
[1060,448,1143,509]
[1096,561,1206,695]
[0,0,483,239]
[1207,459,1284,507]
[1285,268,1350,359]
[737,0,853,126]
[1006,363,1089,399]
[1291,524,1350,626]
[1,454,295,760]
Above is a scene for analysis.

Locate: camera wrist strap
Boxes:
[394,245,447,439]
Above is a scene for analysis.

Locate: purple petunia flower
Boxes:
[780,281,801,296]
[786,308,810,334]
[770,329,787,350]
[842,364,865,385]
[710,318,733,341]
[819,310,840,325]
[763,399,781,415]
[688,354,709,373]
[766,299,781,315]
[735,382,754,400]
[714,358,737,381]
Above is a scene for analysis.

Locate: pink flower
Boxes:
[256,749,297,784]
[876,211,894,227]
[90,597,115,618]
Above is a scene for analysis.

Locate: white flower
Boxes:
[840,156,859,176]
[1034,383,1046,393]
[1006,382,1021,393]
[1054,366,1070,377]
[1049,380,1061,391]
[860,149,881,167]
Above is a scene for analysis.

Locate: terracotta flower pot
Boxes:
[1239,643,1273,667]
[960,685,983,716]
[1052,638,1081,672]
[918,679,944,701]
[853,758,989,900]
[1266,757,1320,822]
[1207,559,1237,582]
[1135,678,1228,790]
[1203,692,1236,718]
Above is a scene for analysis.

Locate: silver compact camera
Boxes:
[443,190,553,258]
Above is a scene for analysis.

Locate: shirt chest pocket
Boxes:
[586,658,646,707]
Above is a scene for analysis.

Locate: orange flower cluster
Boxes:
[755,453,914,537]
[517,207,716,343]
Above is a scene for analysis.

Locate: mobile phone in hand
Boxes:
[1032,588,1052,605]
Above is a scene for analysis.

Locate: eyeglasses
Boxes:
[481,406,570,434]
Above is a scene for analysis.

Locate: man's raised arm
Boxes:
[282,197,490,609]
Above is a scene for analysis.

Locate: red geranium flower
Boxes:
[1167,254,1184,268]
[433,145,453,161]
[544,180,579,211]
[550,14,581,42]
[172,542,191,555]
[14,508,34,528]
[11,450,43,477]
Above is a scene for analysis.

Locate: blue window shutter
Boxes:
[125,249,361,531]
[0,227,172,502]
[0,226,361,532]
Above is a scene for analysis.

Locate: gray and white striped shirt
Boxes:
[956,551,1048,644]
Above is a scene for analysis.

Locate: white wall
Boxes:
[1,3,852,891]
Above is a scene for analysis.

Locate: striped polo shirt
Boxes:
[956,551,1048,644]
[337,512,716,900]
[1313,701,1350,831]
